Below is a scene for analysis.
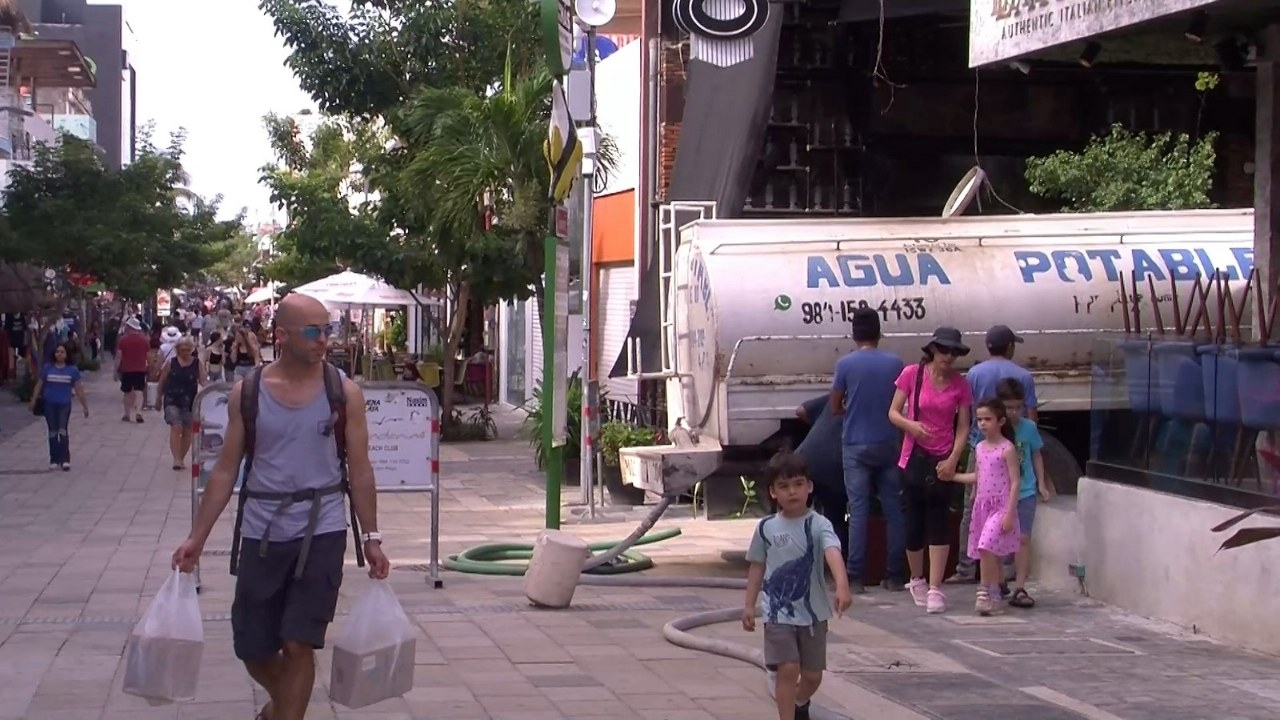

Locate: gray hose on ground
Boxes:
[663,609,853,720]
[581,495,675,570]
[574,496,851,718]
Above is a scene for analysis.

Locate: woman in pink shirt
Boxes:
[888,327,973,614]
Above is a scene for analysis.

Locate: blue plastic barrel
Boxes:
[1197,345,1241,424]
[1153,341,1204,420]
[1236,347,1280,429]
[1118,339,1158,413]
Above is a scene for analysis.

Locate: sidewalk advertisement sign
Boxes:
[156,289,172,317]
[189,380,443,589]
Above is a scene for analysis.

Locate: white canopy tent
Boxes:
[243,282,283,305]
[293,270,437,308]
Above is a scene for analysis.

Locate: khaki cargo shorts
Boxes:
[763,620,828,671]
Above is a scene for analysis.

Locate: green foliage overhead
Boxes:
[202,231,262,289]
[1,131,245,301]
[1024,124,1218,213]
[258,0,542,118]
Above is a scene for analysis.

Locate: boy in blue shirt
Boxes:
[744,452,852,720]
[995,378,1053,608]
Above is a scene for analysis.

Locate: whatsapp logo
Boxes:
[773,294,792,311]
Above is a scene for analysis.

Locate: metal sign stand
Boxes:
[189,380,443,591]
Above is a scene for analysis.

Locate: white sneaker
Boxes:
[926,588,947,614]
[49,463,59,470]
[907,578,928,607]
[60,463,71,471]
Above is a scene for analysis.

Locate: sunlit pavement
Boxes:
[0,370,1277,719]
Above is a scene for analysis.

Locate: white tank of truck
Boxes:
[618,208,1255,495]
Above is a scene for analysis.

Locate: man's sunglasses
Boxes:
[297,325,334,341]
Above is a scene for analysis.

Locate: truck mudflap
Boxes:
[619,426,723,496]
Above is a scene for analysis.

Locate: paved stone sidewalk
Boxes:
[0,370,1278,719]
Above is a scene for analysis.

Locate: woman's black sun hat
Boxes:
[922,327,970,357]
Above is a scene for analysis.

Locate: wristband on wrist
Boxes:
[361,531,382,543]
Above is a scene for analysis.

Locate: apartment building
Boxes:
[18,0,135,168]
[0,6,96,188]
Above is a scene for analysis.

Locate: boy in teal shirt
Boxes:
[995,378,1053,608]
[743,452,852,720]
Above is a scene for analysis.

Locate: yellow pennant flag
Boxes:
[543,80,582,203]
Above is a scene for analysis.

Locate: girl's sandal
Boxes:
[1009,588,1035,608]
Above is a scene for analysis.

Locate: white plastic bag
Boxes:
[123,570,204,703]
[329,581,417,709]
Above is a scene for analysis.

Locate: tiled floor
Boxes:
[0,370,1277,719]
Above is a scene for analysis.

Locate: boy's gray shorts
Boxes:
[763,620,828,671]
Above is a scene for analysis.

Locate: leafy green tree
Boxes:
[1025,124,1218,212]
[202,230,260,289]
[1,131,244,302]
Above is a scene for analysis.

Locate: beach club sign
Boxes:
[969,0,1218,68]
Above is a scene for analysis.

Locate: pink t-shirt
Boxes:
[895,363,973,469]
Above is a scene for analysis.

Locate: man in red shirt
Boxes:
[115,318,150,423]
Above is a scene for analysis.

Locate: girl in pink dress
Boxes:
[952,399,1021,615]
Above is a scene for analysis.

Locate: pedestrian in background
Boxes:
[829,307,907,593]
[29,343,89,471]
[115,318,149,423]
[889,327,972,615]
[948,324,1038,585]
[158,336,203,471]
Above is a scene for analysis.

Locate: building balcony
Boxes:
[51,113,94,143]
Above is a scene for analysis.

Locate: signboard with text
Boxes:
[968,0,1218,68]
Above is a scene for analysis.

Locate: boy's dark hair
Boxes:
[994,377,1025,402]
[765,451,809,486]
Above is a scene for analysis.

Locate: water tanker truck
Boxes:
[617,208,1255,498]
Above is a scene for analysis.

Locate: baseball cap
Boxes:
[985,324,1023,348]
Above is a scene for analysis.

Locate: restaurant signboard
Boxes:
[969,0,1219,68]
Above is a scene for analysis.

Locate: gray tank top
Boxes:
[239,382,348,541]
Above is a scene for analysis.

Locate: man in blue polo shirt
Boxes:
[829,308,906,593]
[948,324,1038,584]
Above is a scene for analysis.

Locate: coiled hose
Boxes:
[445,496,852,718]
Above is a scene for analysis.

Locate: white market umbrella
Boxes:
[293,270,437,308]
[244,282,283,304]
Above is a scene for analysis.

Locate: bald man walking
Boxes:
[173,294,390,720]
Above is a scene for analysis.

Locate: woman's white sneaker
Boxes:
[926,588,947,614]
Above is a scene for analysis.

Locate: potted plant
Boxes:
[598,420,657,505]
[520,370,583,485]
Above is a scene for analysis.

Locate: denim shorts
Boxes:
[1017,495,1037,536]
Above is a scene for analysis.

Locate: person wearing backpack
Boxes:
[172,293,390,720]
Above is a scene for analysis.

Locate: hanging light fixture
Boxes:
[1078,42,1102,68]
[1184,11,1209,43]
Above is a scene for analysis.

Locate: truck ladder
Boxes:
[628,200,717,380]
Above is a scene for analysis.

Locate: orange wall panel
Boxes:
[592,190,635,265]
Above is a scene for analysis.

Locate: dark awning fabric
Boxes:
[608,11,783,380]
[837,0,965,23]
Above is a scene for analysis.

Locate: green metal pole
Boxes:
[543,205,562,530]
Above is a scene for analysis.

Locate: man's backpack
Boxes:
[228,362,365,577]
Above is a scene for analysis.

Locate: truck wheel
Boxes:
[1041,431,1082,495]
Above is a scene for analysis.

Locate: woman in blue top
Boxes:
[29,344,90,471]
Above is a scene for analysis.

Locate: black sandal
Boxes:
[1009,588,1035,608]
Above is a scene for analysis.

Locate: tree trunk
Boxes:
[439,280,471,425]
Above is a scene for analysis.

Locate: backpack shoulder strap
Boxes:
[240,366,264,465]
[756,514,776,548]
[229,365,263,577]
[322,362,347,462]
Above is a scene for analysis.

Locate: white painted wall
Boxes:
[1031,478,1280,655]
[593,40,640,196]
